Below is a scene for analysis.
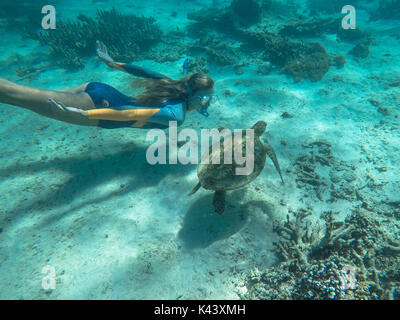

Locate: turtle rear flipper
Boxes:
[189,182,201,196]
[264,144,284,184]
[213,190,226,215]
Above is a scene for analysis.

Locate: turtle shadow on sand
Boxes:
[178,190,274,250]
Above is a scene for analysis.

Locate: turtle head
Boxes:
[251,121,267,137]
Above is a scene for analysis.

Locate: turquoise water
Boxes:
[0,0,399,300]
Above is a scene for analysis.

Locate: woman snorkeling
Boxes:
[0,41,215,129]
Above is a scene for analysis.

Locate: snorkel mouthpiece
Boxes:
[199,107,209,117]
[183,58,189,75]
[196,94,212,117]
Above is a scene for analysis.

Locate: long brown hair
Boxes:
[132,73,214,107]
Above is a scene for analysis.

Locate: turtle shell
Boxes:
[197,130,267,191]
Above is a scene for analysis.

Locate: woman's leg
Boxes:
[0,78,98,126]
[59,83,89,94]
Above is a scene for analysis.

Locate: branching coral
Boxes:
[35,8,162,70]
[244,208,400,300]
[273,209,322,267]
[94,9,161,61]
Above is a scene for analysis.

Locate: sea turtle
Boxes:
[189,121,284,215]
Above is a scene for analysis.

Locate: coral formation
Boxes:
[257,63,272,75]
[185,2,340,82]
[231,0,261,26]
[281,50,330,82]
[15,66,46,81]
[187,7,238,37]
[186,0,279,36]
[185,57,209,74]
[279,43,331,82]
[243,208,400,300]
[238,28,334,81]
[293,141,357,201]
[188,33,241,68]
[204,45,240,66]
[370,0,400,21]
[35,8,162,70]
[349,41,371,59]
[337,27,371,43]
[332,55,346,68]
[279,18,340,38]
[147,38,186,63]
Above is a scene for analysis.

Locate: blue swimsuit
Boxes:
[84,64,186,129]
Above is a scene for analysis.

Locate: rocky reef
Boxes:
[35,8,162,70]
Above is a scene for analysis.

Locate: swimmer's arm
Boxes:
[96,41,168,79]
[112,63,169,80]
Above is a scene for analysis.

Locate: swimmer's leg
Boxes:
[0,78,98,126]
[59,83,89,94]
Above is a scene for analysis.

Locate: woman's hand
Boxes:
[48,98,88,117]
[96,40,115,68]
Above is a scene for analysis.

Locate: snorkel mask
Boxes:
[185,81,213,117]
[195,94,213,117]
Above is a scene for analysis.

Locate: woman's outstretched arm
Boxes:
[96,41,169,79]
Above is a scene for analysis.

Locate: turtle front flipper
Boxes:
[264,144,284,184]
[212,190,226,215]
[189,182,201,196]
